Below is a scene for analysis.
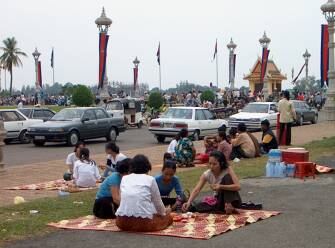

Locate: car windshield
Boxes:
[162,108,193,119]
[241,104,269,113]
[51,109,84,121]
[106,101,123,111]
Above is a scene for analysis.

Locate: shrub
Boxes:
[148,92,163,110]
[200,90,215,103]
[72,85,94,107]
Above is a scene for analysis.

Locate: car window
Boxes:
[106,101,123,111]
[1,111,20,122]
[270,104,277,112]
[19,109,31,117]
[33,110,45,118]
[195,110,206,120]
[162,108,193,119]
[95,109,108,119]
[203,110,214,120]
[82,110,96,120]
[43,110,55,118]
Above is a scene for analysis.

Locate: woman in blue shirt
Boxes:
[155,160,184,207]
[93,158,131,219]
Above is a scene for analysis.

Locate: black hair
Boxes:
[163,152,173,162]
[283,90,290,100]
[261,119,270,128]
[130,154,152,174]
[229,127,238,136]
[105,142,120,153]
[237,123,247,132]
[115,158,131,175]
[175,133,181,141]
[74,141,85,152]
[209,151,228,170]
[162,159,177,171]
[218,131,229,142]
[179,128,188,138]
[218,124,227,133]
[79,147,90,161]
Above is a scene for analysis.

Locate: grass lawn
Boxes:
[1,136,335,244]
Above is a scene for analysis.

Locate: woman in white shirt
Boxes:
[73,148,101,188]
[116,155,173,232]
[64,142,85,181]
[166,134,180,156]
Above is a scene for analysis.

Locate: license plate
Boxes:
[164,123,173,128]
[34,136,45,140]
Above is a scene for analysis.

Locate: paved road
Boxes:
[6,156,335,248]
[3,127,167,167]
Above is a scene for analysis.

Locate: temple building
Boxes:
[244,58,287,95]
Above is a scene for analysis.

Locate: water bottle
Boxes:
[176,195,182,213]
[266,162,275,177]
[58,190,70,197]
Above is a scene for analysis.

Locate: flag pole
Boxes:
[52,47,55,85]
[159,63,162,91]
[216,50,219,88]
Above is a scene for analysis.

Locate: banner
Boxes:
[260,48,270,84]
[292,63,306,84]
[321,24,329,87]
[98,33,109,89]
[156,42,160,65]
[51,48,54,68]
[133,67,138,90]
[213,39,217,61]
[38,61,42,88]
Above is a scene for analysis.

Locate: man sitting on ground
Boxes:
[230,123,256,159]
[260,119,278,154]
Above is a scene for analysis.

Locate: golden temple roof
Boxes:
[244,58,287,81]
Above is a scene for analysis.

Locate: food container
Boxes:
[282,150,309,164]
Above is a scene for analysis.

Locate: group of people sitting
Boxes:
[166,120,278,167]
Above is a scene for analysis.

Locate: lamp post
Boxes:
[32,48,41,105]
[95,7,112,99]
[303,49,311,79]
[227,38,237,90]
[321,0,335,121]
[133,56,140,97]
[259,32,271,100]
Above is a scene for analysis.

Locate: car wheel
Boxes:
[193,130,200,141]
[67,131,79,146]
[299,116,304,126]
[157,135,166,143]
[311,115,318,124]
[19,130,31,144]
[106,127,117,142]
[33,140,45,147]
[137,121,143,129]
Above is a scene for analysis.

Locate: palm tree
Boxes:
[0,37,27,95]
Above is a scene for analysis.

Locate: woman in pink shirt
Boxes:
[217,132,232,162]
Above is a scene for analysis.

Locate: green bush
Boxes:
[148,92,163,110]
[200,90,215,103]
[72,85,94,107]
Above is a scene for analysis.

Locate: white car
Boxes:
[0,109,43,144]
[148,107,228,143]
[228,102,278,130]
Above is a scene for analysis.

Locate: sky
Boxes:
[0,0,328,91]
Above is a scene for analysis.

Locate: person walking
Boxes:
[278,91,296,146]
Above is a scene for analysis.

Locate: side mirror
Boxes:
[81,117,89,123]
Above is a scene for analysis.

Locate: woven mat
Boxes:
[4,179,98,191]
[48,210,280,240]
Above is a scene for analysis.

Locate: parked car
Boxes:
[27,107,126,146]
[228,102,278,130]
[18,107,55,122]
[0,109,43,144]
[148,107,228,143]
[292,100,318,125]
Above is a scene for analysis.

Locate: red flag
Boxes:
[156,42,160,65]
[38,61,42,88]
[321,24,329,87]
[292,63,306,84]
[260,48,270,83]
[98,33,109,89]
[133,67,138,90]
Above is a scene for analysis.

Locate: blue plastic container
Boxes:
[268,149,282,163]
[266,162,276,177]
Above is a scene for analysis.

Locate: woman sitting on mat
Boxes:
[73,147,101,188]
[93,158,131,219]
[155,160,184,208]
[116,155,173,232]
[182,151,242,214]
[175,128,196,167]
[63,141,85,181]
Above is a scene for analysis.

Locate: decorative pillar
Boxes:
[259,32,271,101]
[227,38,237,90]
[0,119,6,173]
[32,48,41,105]
[303,49,311,79]
[321,0,335,121]
[95,7,112,99]
[133,56,140,97]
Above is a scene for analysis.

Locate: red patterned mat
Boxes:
[4,179,98,191]
[48,210,280,240]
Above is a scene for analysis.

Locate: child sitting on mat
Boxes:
[182,151,242,214]
[155,160,184,208]
[93,158,131,219]
[73,147,101,188]
[63,141,85,181]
